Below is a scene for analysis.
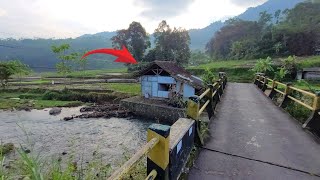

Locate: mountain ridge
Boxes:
[0,0,305,70]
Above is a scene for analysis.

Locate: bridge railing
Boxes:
[254,73,320,134]
[108,72,227,180]
[187,72,227,145]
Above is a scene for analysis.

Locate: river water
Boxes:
[0,107,152,168]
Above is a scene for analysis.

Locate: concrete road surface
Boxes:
[188,83,320,180]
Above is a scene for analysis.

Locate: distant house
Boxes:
[299,67,320,80]
[137,61,204,99]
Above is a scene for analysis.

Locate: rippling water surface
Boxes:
[0,107,152,166]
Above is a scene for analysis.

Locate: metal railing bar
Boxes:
[212,90,218,98]
[199,89,211,99]
[108,137,160,180]
[289,86,316,98]
[274,81,286,87]
[274,88,285,95]
[199,100,210,115]
[145,169,157,180]
[287,95,314,110]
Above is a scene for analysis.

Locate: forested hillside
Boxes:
[0,0,308,71]
[0,33,123,71]
[206,1,320,60]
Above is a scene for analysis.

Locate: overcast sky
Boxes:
[0,0,267,39]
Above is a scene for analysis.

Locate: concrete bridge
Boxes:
[109,74,320,180]
[189,83,320,179]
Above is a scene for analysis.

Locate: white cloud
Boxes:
[0,8,7,17]
[0,0,264,38]
[229,0,267,7]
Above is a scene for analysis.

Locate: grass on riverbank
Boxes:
[39,68,128,78]
[10,79,51,85]
[0,82,141,110]
[0,146,114,179]
[187,55,320,83]
[104,83,141,95]
[0,90,82,110]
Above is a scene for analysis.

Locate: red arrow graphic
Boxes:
[81,45,137,64]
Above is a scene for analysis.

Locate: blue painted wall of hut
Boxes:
[141,75,195,99]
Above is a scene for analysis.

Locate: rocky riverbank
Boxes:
[63,104,132,121]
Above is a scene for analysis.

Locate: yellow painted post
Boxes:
[268,79,277,99]
[271,79,276,89]
[280,83,292,108]
[312,95,320,111]
[206,85,214,119]
[303,92,320,133]
[254,73,263,86]
[147,124,170,180]
[261,76,268,91]
[187,96,200,121]
[186,96,203,145]
[218,79,223,95]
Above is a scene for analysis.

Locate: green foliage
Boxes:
[111,21,150,61]
[146,20,191,65]
[168,94,186,108]
[41,68,127,78]
[296,80,317,93]
[284,97,312,123]
[201,68,217,84]
[0,60,32,87]
[252,57,274,73]
[189,50,210,66]
[104,83,141,95]
[280,55,298,79]
[274,67,288,81]
[206,1,320,59]
[51,44,79,77]
[0,61,17,87]
[16,148,44,180]
[1,145,113,179]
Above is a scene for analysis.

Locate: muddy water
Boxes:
[0,107,152,167]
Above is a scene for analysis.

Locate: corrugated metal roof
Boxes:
[303,67,320,72]
[136,61,204,89]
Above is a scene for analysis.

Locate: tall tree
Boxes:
[51,43,78,82]
[111,22,150,61]
[153,20,191,65]
[273,1,320,56]
[0,60,31,88]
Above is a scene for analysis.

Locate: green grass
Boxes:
[188,55,320,83]
[105,83,141,95]
[297,56,320,68]
[190,59,255,69]
[40,68,128,78]
[0,97,82,110]
[1,146,114,179]
[0,90,82,110]
[10,79,51,85]
[0,83,139,110]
